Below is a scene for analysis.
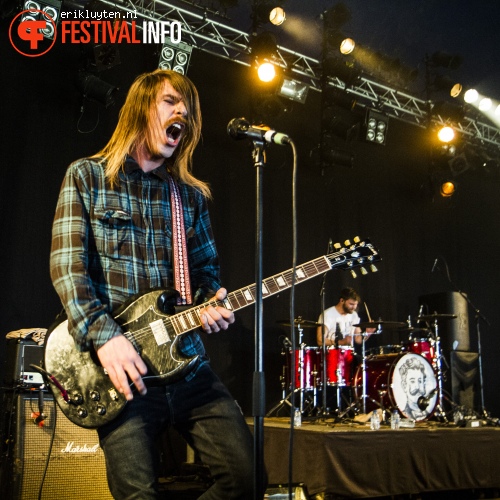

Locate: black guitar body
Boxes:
[44,289,199,428]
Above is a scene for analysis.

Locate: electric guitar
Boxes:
[44,237,380,428]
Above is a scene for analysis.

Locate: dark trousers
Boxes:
[98,363,257,499]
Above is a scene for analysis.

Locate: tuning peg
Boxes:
[350,270,357,278]
[353,236,360,243]
[344,239,351,246]
[360,267,368,275]
[334,242,341,249]
[370,264,378,273]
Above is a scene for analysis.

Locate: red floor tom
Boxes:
[285,347,321,390]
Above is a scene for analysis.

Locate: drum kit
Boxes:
[267,313,457,423]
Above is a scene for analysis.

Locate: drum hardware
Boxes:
[353,320,405,414]
[416,313,456,421]
[267,320,320,418]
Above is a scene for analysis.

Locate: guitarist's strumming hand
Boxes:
[97,335,148,401]
[199,288,235,333]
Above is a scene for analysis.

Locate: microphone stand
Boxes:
[251,138,266,500]
[319,261,328,420]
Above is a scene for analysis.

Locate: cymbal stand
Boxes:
[360,330,372,414]
[296,325,306,415]
[430,319,447,421]
[266,326,306,417]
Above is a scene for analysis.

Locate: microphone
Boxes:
[227,118,290,146]
[417,388,438,411]
[431,258,439,273]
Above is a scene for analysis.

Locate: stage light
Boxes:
[322,111,357,140]
[340,37,355,55]
[158,39,193,75]
[440,180,456,197]
[496,105,500,116]
[77,71,118,108]
[320,137,354,168]
[365,109,388,145]
[464,88,479,103]
[269,6,286,26]
[253,4,286,28]
[21,0,62,40]
[479,97,492,111]
[279,78,309,104]
[437,126,455,143]
[433,75,462,98]
[257,62,276,82]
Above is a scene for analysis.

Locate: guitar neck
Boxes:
[168,255,332,337]
[168,240,380,338]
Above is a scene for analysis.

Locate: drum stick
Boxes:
[364,302,373,322]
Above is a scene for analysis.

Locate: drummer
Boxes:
[316,287,376,347]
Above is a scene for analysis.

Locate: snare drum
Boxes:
[285,347,321,390]
[403,339,435,363]
[324,346,355,386]
[353,352,437,421]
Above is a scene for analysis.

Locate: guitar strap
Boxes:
[168,175,193,306]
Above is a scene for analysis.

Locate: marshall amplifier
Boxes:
[1,392,112,500]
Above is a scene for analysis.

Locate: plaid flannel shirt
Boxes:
[50,156,220,362]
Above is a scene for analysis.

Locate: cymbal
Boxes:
[277,319,321,328]
[354,321,407,329]
[417,314,457,322]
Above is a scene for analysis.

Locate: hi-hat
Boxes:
[417,314,457,322]
[354,321,406,329]
[277,319,321,328]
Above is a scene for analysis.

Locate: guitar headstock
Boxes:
[327,236,381,278]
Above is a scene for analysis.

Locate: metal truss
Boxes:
[98,0,500,152]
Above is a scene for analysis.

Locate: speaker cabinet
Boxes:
[450,351,479,409]
[419,292,470,352]
[1,392,112,500]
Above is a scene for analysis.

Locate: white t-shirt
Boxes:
[318,306,360,346]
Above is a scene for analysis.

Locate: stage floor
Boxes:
[249,416,500,499]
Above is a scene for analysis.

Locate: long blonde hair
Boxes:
[92,69,210,198]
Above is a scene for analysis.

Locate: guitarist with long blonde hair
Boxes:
[50,69,256,499]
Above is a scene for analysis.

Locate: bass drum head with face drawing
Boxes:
[390,352,437,421]
[353,352,437,421]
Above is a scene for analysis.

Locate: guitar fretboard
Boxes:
[152,240,379,341]
[166,254,333,336]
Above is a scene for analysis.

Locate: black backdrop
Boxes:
[1,22,499,419]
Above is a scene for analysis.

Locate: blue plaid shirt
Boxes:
[50,157,221,361]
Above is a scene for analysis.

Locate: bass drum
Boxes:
[353,352,437,421]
